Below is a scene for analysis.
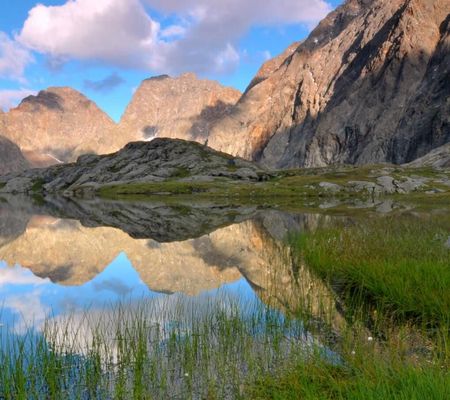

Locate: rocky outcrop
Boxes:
[0,135,29,175]
[0,138,270,195]
[0,87,118,166]
[206,0,450,168]
[116,73,241,147]
[406,143,450,168]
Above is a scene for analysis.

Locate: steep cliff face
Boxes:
[0,135,29,175]
[1,87,117,166]
[207,0,450,168]
[116,73,241,147]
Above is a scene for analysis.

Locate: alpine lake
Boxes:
[0,185,449,399]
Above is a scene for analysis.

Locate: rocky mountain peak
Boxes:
[206,0,450,168]
[116,73,241,148]
[1,86,117,167]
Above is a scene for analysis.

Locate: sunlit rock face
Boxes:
[206,0,450,168]
[116,73,241,147]
[0,87,117,166]
[0,75,241,168]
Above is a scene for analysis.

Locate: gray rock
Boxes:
[347,181,381,195]
[318,182,343,193]
[0,139,271,194]
[396,177,427,193]
[376,176,397,194]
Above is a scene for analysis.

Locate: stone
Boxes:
[318,182,343,193]
[396,177,427,193]
[376,176,397,194]
[347,181,381,195]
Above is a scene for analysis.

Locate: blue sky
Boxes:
[0,0,342,122]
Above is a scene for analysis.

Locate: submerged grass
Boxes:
[246,212,450,399]
[294,213,450,325]
[0,295,310,399]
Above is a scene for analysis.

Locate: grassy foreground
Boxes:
[247,212,450,399]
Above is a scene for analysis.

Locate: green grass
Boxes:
[293,214,450,325]
[0,295,309,400]
[247,358,450,400]
[246,211,450,399]
[97,165,450,203]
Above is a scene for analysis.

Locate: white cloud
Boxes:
[17,0,159,69]
[0,88,37,111]
[16,0,332,75]
[0,32,33,82]
[3,290,50,333]
[0,264,48,287]
[161,25,187,39]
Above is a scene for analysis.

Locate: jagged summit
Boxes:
[1,86,117,166]
[116,73,241,148]
[207,0,450,168]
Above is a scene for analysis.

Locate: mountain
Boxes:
[0,135,29,175]
[0,87,117,166]
[116,73,241,147]
[1,0,448,171]
[206,0,450,168]
[0,75,241,168]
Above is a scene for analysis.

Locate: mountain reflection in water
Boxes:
[0,195,340,334]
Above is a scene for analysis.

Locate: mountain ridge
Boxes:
[0,0,449,173]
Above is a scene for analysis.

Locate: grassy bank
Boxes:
[247,212,450,399]
[97,165,450,201]
[294,214,450,325]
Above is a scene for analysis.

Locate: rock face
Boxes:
[206,0,450,168]
[0,87,118,166]
[0,76,241,167]
[0,135,29,175]
[245,42,301,93]
[406,143,450,168]
[0,138,270,194]
[116,73,241,147]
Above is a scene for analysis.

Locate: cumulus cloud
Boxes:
[84,72,125,93]
[16,0,332,75]
[0,88,37,111]
[17,0,159,69]
[0,32,33,81]
[0,264,48,287]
